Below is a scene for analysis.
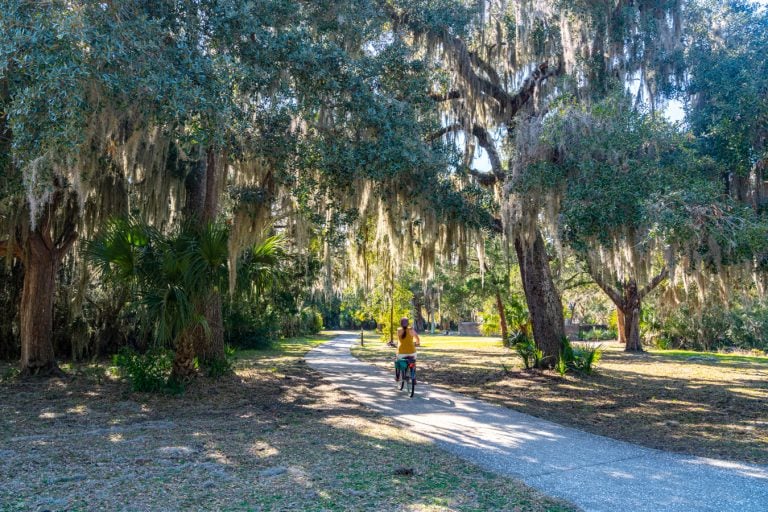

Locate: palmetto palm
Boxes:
[88,219,228,380]
[238,235,286,297]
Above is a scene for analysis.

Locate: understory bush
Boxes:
[223,301,280,350]
[657,300,768,352]
[580,328,617,341]
[205,345,237,378]
[480,311,501,337]
[513,335,545,369]
[558,338,603,375]
[112,348,183,393]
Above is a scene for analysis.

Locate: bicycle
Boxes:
[394,356,416,397]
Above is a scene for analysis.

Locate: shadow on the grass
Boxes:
[0,350,573,512]
[355,341,768,464]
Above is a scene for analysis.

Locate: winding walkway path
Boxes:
[306,333,768,512]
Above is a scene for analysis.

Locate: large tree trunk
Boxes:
[171,330,197,382]
[184,147,225,365]
[621,279,643,352]
[590,268,668,354]
[625,306,642,352]
[514,229,564,367]
[15,190,77,377]
[19,232,59,376]
[18,224,73,377]
[194,291,224,363]
[412,293,426,332]
[616,307,626,344]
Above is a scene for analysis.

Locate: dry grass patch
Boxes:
[0,334,572,512]
[353,335,768,464]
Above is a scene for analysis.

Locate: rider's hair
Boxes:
[399,317,408,340]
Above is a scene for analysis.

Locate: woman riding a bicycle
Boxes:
[394,318,420,396]
[395,317,420,369]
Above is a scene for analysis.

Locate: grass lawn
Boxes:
[353,334,768,465]
[0,333,572,511]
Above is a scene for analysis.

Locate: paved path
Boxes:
[306,333,768,512]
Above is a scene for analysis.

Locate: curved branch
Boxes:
[585,262,623,307]
[383,3,558,123]
[429,90,462,102]
[55,231,78,260]
[471,124,503,178]
[468,168,499,187]
[427,122,462,142]
[639,268,668,300]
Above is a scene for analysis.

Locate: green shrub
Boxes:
[555,352,569,376]
[658,299,768,352]
[512,335,548,369]
[480,312,501,337]
[580,328,616,341]
[560,338,603,375]
[223,302,279,350]
[571,343,603,374]
[113,348,182,393]
[505,329,527,349]
[300,308,324,335]
[205,345,237,378]
[512,335,537,370]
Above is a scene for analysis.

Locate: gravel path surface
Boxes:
[306,334,768,512]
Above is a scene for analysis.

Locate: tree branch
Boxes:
[383,3,558,123]
[427,122,462,142]
[55,230,78,260]
[471,124,503,178]
[585,262,624,307]
[429,90,462,102]
[468,168,499,186]
[639,267,668,300]
[428,121,504,185]
[468,50,501,86]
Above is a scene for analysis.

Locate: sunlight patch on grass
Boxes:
[649,349,768,364]
[728,387,768,399]
[353,326,768,462]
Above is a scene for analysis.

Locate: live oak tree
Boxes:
[0,1,181,375]
[384,0,686,364]
[1,0,494,376]
[525,94,689,351]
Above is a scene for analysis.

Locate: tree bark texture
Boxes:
[16,190,77,376]
[184,147,225,364]
[19,231,59,376]
[617,308,626,344]
[589,268,667,353]
[620,280,643,352]
[412,292,426,332]
[514,229,565,367]
[171,330,197,382]
[193,291,224,364]
[625,306,642,352]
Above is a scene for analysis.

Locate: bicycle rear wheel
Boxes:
[406,368,415,397]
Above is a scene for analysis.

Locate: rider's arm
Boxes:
[413,328,421,346]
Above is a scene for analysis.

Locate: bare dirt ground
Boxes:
[353,335,768,465]
[0,335,573,512]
